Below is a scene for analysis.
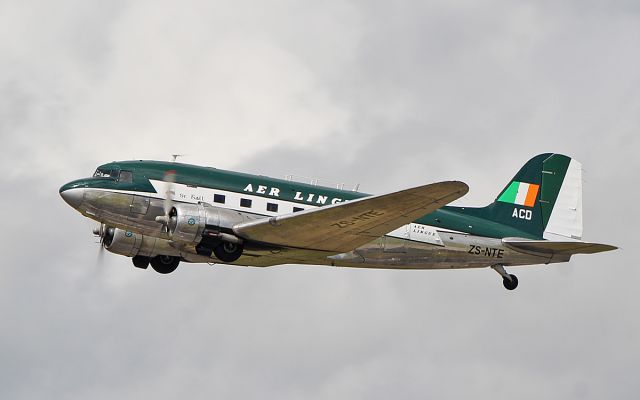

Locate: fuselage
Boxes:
[59,160,563,270]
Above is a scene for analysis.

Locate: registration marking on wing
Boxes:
[330,210,386,229]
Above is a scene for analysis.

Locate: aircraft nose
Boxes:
[59,185,85,209]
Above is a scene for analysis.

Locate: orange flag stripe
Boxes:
[524,184,539,207]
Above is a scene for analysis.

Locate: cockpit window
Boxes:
[93,168,119,179]
[118,170,133,183]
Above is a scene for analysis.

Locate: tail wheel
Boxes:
[150,255,180,274]
[213,242,244,263]
[502,274,519,290]
[492,265,519,291]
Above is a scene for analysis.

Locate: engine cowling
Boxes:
[167,203,250,246]
[102,226,179,257]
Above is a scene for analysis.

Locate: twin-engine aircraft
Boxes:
[60,153,616,290]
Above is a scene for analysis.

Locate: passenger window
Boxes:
[267,203,278,212]
[240,198,252,208]
[214,194,226,204]
[118,170,133,183]
[293,207,304,212]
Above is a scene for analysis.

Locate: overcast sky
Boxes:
[1,0,639,399]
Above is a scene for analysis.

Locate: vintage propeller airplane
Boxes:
[59,153,616,290]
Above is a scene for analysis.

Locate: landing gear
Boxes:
[491,265,519,291]
[150,255,180,274]
[213,242,244,263]
[132,256,150,269]
[502,274,518,290]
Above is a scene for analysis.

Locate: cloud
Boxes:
[1,0,359,181]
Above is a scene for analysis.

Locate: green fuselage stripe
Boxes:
[66,160,543,240]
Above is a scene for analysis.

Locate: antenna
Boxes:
[283,173,361,192]
[171,154,185,162]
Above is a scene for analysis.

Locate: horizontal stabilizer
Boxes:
[502,238,617,255]
[234,181,469,253]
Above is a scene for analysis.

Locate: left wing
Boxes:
[502,238,617,255]
[233,181,468,253]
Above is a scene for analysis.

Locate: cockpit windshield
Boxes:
[93,167,134,184]
[93,168,118,179]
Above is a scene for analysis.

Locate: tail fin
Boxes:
[477,153,583,240]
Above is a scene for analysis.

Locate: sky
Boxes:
[1,0,639,399]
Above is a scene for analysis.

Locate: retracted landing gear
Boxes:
[213,242,244,263]
[491,265,518,291]
[149,255,180,274]
[131,255,179,274]
[132,256,150,269]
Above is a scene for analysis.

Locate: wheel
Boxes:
[132,256,150,269]
[502,274,519,290]
[213,242,243,263]
[150,255,180,274]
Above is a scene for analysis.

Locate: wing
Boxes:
[234,248,337,267]
[502,238,617,255]
[233,181,469,253]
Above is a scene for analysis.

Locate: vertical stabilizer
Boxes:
[450,153,584,240]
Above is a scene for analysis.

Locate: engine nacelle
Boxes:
[103,227,179,257]
[168,203,250,245]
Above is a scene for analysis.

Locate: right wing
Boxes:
[233,181,469,253]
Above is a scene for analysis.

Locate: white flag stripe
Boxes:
[515,182,529,206]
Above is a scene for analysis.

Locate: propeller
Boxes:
[155,169,177,233]
[93,223,115,247]
[93,223,114,266]
[154,155,183,232]
[93,224,105,266]
[96,237,105,266]
[93,224,105,245]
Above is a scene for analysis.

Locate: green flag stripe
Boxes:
[498,181,520,203]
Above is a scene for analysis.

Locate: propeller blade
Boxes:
[97,240,105,267]
[157,170,177,233]
[163,170,176,215]
[93,223,106,267]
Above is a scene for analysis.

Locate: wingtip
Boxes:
[428,180,469,204]
[442,180,470,197]
[591,243,618,252]
[455,180,470,194]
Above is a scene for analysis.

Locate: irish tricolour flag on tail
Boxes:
[497,181,540,207]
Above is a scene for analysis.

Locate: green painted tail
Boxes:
[452,153,583,239]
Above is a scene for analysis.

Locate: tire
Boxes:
[150,255,180,274]
[502,274,519,290]
[213,242,244,263]
[132,256,150,269]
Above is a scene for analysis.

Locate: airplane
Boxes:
[59,153,616,290]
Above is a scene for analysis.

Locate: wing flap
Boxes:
[233,181,468,252]
[502,238,617,255]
